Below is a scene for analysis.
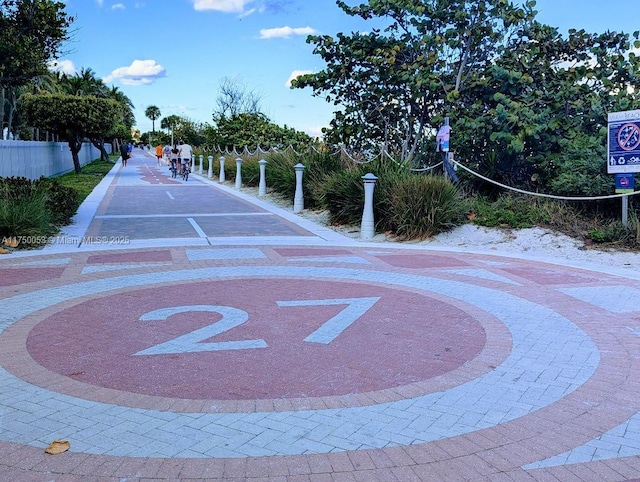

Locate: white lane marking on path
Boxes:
[166,191,174,200]
[187,218,207,238]
[0,266,599,458]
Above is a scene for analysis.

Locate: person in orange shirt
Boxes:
[155,144,163,166]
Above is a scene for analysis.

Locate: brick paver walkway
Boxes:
[2,150,640,480]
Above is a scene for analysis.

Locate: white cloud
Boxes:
[104,59,166,86]
[285,69,313,88]
[192,0,253,13]
[306,125,326,138]
[259,26,316,39]
[48,59,77,75]
[111,3,125,9]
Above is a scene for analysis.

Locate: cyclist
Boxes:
[169,144,179,178]
[178,140,193,176]
[162,143,172,165]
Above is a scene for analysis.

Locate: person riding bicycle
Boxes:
[178,140,193,176]
[169,145,179,177]
[162,143,172,165]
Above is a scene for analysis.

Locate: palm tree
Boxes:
[105,85,135,157]
[145,105,161,144]
[57,68,106,97]
[161,114,181,146]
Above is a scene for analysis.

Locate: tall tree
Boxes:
[161,114,182,145]
[22,93,121,172]
[145,105,161,145]
[293,0,640,195]
[0,0,72,137]
[292,0,528,158]
[214,112,312,150]
[213,77,262,122]
[55,69,134,161]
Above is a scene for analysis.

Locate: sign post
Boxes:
[608,110,640,226]
[615,173,635,227]
[436,117,458,184]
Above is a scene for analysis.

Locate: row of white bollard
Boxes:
[194,155,378,240]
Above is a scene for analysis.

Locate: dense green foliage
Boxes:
[1,0,73,136]
[240,149,344,209]
[382,175,467,239]
[220,149,467,239]
[21,93,122,172]
[470,194,551,229]
[0,0,71,87]
[0,175,77,246]
[212,112,313,151]
[293,0,640,200]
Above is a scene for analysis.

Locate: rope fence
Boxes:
[452,160,640,201]
[196,144,639,203]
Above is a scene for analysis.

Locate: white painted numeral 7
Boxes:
[278,297,380,344]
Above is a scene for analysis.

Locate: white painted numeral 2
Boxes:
[135,297,379,356]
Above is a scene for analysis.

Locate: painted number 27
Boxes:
[134,297,379,356]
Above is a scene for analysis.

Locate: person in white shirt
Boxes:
[178,140,193,175]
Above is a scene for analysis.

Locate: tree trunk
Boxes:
[69,138,82,173]
[0,87,5,139]
[92,139,110,162]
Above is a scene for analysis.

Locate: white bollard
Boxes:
[235,157,243,188]
[199,155,203,175]
[258,159,267,196]
[360,173,378,240]
[207,155,213,178]
[219,156,226,183]
[190,154,195,172]
[293,163,305,213]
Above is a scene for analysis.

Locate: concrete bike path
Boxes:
[1,150,640,480]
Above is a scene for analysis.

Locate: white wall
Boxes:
[0,140,110,179]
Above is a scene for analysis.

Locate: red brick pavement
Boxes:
[1,152,640,480]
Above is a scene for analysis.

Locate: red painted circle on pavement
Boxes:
[27,279,485,400]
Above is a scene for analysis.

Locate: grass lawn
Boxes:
[55,155,117,203]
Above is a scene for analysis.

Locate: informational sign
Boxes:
[436,124,450,152]
[608,110,640,173]
[615,173,635,193]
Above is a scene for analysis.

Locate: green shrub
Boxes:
[471,194,551,228]
[0,179,54,246]
[258,152,297,198]
[300,149,344,209]
[587,221,627,244]
[35,178,79,224]
[0,176,79,248]
[234,149,345,210]
[319,168,365,225]
[384,174,467,239]
[319,158,465,239]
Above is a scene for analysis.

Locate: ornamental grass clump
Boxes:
[0,179,54,246]
[0,176,78,248]
[381,174,467,240]
[320,158,465,239]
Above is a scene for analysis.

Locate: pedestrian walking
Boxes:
[119,141,129,167]
[155,144,163,165]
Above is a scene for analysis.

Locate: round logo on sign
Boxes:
[618,123,640,151]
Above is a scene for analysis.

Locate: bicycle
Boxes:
[170,160,178,178]
[182,163,190,181]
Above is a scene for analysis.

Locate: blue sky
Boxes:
[53,0,638,138]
